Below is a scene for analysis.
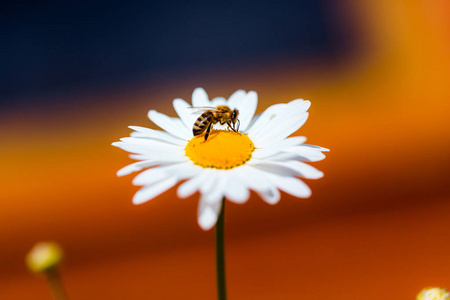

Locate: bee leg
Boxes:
[204,122,213,141]
[227,121,238,133]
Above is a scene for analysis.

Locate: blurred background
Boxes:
[1,0,449,299]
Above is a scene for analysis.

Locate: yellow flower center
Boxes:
[185,130,255,169]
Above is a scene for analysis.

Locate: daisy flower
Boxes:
[417,288,450,300]
[113,88,329,230]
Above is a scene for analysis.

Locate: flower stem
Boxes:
[215,198,227,300]
[45,267,69,300]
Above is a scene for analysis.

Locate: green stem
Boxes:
[45,267,68,300]
[215,198,227,300]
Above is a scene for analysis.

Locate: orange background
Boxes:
[1,1,450,299]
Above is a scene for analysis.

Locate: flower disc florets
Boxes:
[185,130,254,169]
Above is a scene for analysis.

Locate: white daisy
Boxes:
[417,288,450,300]
[112,88,329,230]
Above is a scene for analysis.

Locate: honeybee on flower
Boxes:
[113,88,329,230]
[191,105,240,141]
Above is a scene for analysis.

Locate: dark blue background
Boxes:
[1,0,353,105]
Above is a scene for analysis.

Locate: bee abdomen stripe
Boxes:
[193,112,212,136]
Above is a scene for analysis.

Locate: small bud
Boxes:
[417,287,450,300]
[26,242,64,273]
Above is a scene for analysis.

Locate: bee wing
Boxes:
[188,106,219,115]
[189,106,217,110]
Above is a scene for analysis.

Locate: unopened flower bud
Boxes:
[26,242,64,273]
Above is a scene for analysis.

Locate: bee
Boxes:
[192,105,240,141]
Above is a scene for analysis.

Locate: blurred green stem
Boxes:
[45,267,68,300]
[215,198,227,300]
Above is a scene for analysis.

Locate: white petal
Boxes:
[282,145,327,162]
[246,103,287,137]
[281,136,308,146]
[259,152,302,161]
[267,174,311,198]
[112,141,185,158]
[119,137,183,151]
[226,90,246,108]
[174,163,203,180]
[132,163,198,185]
[256,186,280,204]
[252,136,307,159]
[129,126,186,145]
[132,177,178,205]
[234,91,257,132]
[255,114,308,148]
[133,169,171,186]
[128,153,189,163]
[200,170,227,204]
[199,169,219,196]
[244,112,261,133]
[249,100,308,137]
[251,100,310,148]
[236,166,267,191]
[173,98,197,132]
[211,97,227,106]
[225,169,249,204]
[197,197,222,230]
[177,170,210,198]
[249,160,324,179]
[302,144,330,152]
[116,160,158,177]
[148,110,191,140]
[237,166,280,204]
[192,87,210,107]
